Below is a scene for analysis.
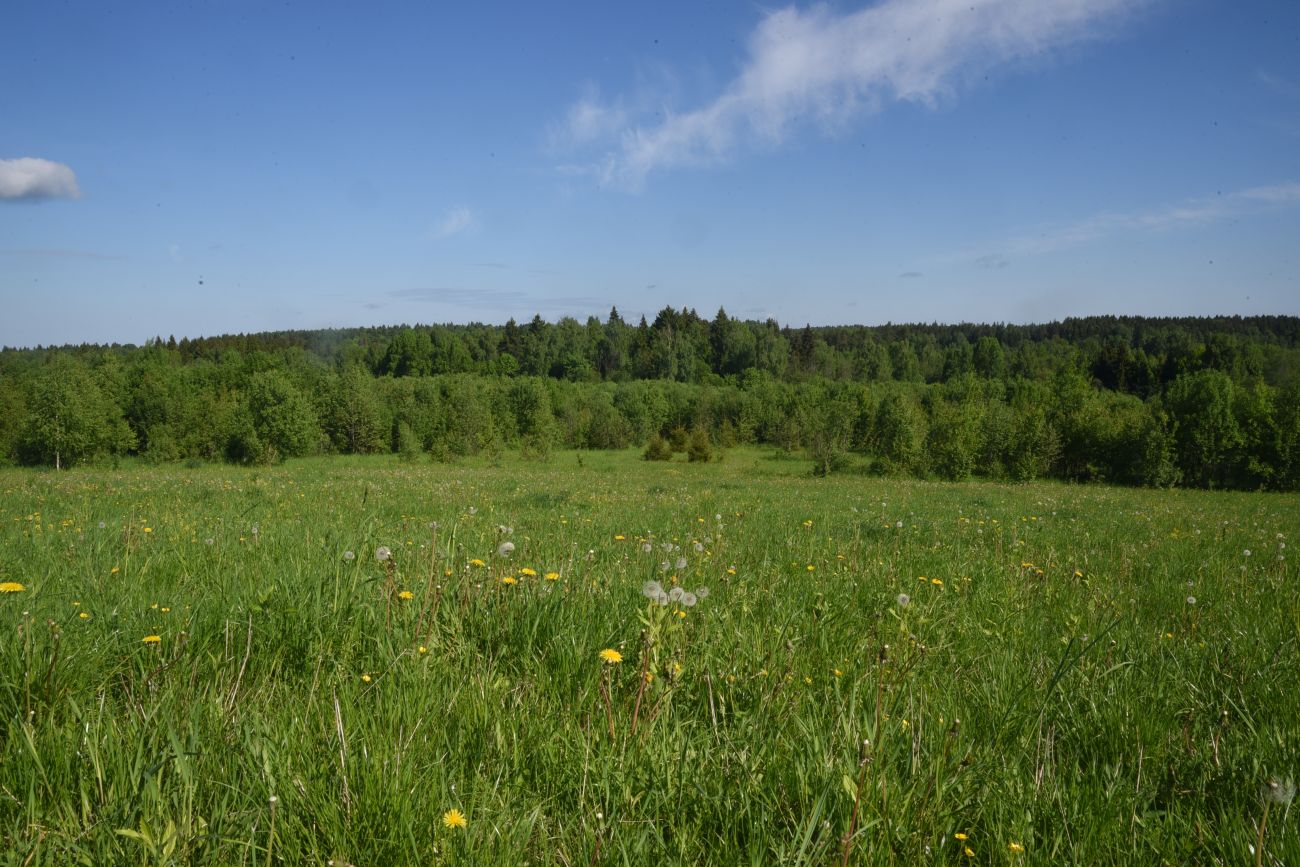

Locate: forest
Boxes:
[2,309,1298,490]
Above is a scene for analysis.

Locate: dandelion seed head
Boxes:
[1186,596,1196,605]
[375,546,391,561]
[343,551,355,561]
[642,581,664,599]
[897,593,910,607]
[675,557,688,570]
[682,592,698,607]
[669,587,685,601]
[695,587,709,599]
[497,541,515,557]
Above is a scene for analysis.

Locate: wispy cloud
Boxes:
[0,157,81,201]
[558,0,1144,188]
[431,206,475,239]
[1000,181,1300,257]
[2,247,120,261]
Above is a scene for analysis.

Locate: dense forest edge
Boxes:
[2,310,1299,491]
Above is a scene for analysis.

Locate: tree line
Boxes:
[2,310,1298,490]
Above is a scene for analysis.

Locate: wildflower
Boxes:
[669,587,685,602]
[343,551,355,561]
[931,578,943,586]
[897,593,911,607]
[1186,596,1196,605]
[418,645,428,654]
[643,581,664,599]
[695,587,709,599]
[963,846,974,857]
[954,833,968,841]
[1009,842,1025,853]
[641,542,653,553]
[599,648,623,664]
[361,674,371,683]
[501,576,517,585]
[398,590,414,600]
[834,669,843,677]
[1265,777,1297,805]
[469,558,485,568]
[375,547,392,561]
[205,538,215,545]
[895,520,903,529]
[614,534,626,541]
[442,808,467,830]
[1244,549,1251,557]
[143,527,152,534]
[0,582,25,593]
[675,557,688,570]
[806,564,815,572]
[682,592,697,607]
[142,635,161,644]
[79,612,90,620]
[545,572,560,581]
[520,568,537,577]
[497,541,515,557]
[98,521,106,529]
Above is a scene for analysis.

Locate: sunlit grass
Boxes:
[0,448,1295,864]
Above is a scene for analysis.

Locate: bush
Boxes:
[687,428,712,463]
[643,434,673,462]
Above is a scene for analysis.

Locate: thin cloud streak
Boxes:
[560,0,1145,188]
[1003,181,1300,257]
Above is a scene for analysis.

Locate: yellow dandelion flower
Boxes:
[501,576,517,585]
[361,674,371,683]
[931,578,943,586]
[954,833,968,841]
[142,635,161,644]
[442,808,467,830]
[806,564,815,572]
[1009,842,1025,853]
[110,567,120,574]
[614,534,626,541]
[599,648,623,664]
[469,558,485,568]
[520,568,537,577]
[0,581,25,593]
[79,611,90,620]
[544,572,560,581]
[398,590,414,600]
[418,645,428,654]
[963,846,974,857]
[644,671,654,683]
[143,527,152,534]
[834,668,843,677]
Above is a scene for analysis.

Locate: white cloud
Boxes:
[560,0,1144,188]
[431,206,475,239]
[0,157,81,200]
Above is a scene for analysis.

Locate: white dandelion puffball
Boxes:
[643,581,664,599]
[343,551,355,561]
[682,592,698,607]
[675,557,688,570]
[695,587,710,599]
[498,541,515,557]
[375,546,392,562]
[897,593,911,607]
[669,587,685,602]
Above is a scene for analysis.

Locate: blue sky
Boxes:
[2,0,1298,347]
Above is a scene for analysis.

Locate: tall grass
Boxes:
[0,449,1295,864]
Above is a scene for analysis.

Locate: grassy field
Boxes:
[0,448,1296,865]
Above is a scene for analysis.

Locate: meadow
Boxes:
[0,448,1295,865]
